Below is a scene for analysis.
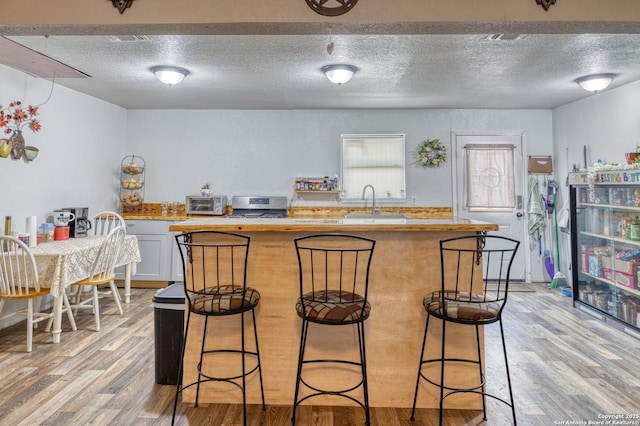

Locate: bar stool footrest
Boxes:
[196,349,261,382]
[418,357,485,393]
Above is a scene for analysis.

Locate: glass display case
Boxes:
[569,170,640,338]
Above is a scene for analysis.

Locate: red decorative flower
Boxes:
[0,101,42,134]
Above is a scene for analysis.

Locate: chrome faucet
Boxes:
[362,184,377,215]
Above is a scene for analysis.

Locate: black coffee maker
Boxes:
[62,207,91,238]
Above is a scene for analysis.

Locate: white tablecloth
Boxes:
[30,235,140,297]
[29,234,140,344]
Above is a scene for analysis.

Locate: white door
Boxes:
[452,132,528,282]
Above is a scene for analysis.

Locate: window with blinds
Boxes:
[341,134,406,201]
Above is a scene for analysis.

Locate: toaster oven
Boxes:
[185,195,228,215]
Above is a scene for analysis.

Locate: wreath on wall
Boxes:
[416,139,447,168]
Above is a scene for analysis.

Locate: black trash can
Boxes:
[153,284,185,385]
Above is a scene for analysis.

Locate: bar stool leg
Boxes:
[475,324,487,420]
[252,309,266,411]
[291,319,309,425]
[410,314,431,421]
[438,318,446,426]
[172,310,192,425]
[358,321,370,426]
[241,311,247,426]
[195,316,210,407]
[500,320,517,425]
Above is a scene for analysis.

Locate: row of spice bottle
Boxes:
[295,176,340,191]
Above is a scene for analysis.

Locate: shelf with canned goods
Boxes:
[571,176,640,334]
[294,175,340,192]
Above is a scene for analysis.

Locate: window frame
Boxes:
[340,133,406,202]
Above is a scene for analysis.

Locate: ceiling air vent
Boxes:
[106,35,151,42]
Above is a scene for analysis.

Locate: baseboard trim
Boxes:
[114,280,168,289]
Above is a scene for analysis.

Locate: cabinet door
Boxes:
[170,232,185,283]
[130,233,170,281]
[115,220,171,281]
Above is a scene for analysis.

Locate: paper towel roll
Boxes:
[26,216,38,247]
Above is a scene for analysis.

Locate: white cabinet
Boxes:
[114,219,185,283]
[116,220,172,281]
[170,233,185,283]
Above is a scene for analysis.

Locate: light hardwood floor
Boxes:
[0,285,639,426]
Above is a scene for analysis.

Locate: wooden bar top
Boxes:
[168,217,498,233]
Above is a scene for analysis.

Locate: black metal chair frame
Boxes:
[172,230,265,426]
[410,234,520,425]
[292,233,376,426]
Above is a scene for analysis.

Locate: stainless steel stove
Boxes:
[229,196,288,218]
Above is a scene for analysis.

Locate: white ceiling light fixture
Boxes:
[151,66,189,86]
[575,73,616,92]
[322,64,357,85]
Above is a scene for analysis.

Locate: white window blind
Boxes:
[341,134,406,201]
[465,144,515,211]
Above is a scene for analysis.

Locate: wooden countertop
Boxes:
[168,217,498,232]
[121,213,191,221]
[124,204,497,232]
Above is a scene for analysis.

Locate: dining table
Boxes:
[30,234,141,344]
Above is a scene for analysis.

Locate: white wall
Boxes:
[554,80,640,193]
[553,80,640,282]
[1,65,126,327]
[127,108,553,206]
[1,65,127,232]
[128,108,552,281]
[2,62,555,331]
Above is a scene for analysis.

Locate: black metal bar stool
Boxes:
[292,233,376,425]
[172,230,265,426]
[410,234,520,425]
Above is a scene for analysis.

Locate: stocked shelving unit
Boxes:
[569,170,640,338]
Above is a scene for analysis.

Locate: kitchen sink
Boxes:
[343,213,408,219]
[341,218,407,224]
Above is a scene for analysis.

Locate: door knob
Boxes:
[516,212,524,218]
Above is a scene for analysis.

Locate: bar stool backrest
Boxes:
[174,230,250,303]
[294,233,375,323]
[439,234,520,314]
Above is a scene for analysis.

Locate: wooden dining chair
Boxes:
[92,211,126,236]
[68,226,126,331]
[0,236,77,352]
[74,211,126,307]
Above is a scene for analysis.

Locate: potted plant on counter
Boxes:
[200,183,212,196]
[625,144,640,164]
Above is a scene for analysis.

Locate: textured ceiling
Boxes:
[3,33,640,110]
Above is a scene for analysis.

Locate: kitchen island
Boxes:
[169,217,498,409]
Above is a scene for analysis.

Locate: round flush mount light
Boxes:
[575,73,616,92]
[151,66,189,86]
[322,64,358,85]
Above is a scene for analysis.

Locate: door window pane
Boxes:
[465,144,515,211]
